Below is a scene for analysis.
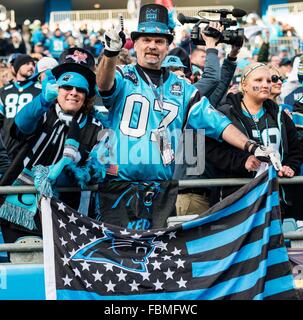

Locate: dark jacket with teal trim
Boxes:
[206,92,303,202]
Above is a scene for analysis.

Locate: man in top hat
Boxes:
[0,54,41,161]
[96,3,277,183]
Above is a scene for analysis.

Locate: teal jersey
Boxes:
[100,64,231,181]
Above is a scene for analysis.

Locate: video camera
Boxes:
[177,8,247,47]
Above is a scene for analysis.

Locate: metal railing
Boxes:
[269,36,301,57]
[268,2,303,15]
[0,176,302,254]
[1,176,303,195]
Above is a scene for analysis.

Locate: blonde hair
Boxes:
[241,63,268,84]
[239,62,269,93]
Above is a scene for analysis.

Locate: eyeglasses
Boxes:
[59,85,87,94]
[271,75,284,83]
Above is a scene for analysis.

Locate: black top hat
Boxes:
[52,47,96,97]
[131,4,174,44]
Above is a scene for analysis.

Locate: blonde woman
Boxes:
[206,62,303,204]
[267,64,285,104]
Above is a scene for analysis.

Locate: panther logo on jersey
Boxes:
[124,71,139,85]
[170,82,182,96]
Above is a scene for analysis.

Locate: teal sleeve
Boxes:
[15,94,51,135]
[187,96,232,141]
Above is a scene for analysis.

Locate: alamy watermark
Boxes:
[95,128,206,176]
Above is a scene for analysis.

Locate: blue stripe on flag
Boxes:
[183,180,273,231]
[192,219,282,277]
[267,247,290,267]
[187,192,279,255]
[57,246,291,301]
[253,275,295,300]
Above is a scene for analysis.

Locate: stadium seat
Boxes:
[10,236,43,264]
[282,218,298,233]
[282,219,298,248]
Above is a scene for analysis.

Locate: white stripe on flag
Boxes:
[41,197,57,300]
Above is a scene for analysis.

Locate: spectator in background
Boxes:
[161,54,189,80]
[66,35,77,49]
[0,54,41,160]
[251,47,260,61]
[190,46,206,74]
[278,47,289,60]
[0,29,13,57]
[178,28,192,55]
[0,67,11,87]
[10,31,27,54]
[6,53,20,83]
[44,28,67,59]
[257,29,270,63]
[270,55,281,69]
[281,55,303,112]
[84,34,104,58]
[32,42,47,57]
[268,64,284,106]
[279,57,292,79]
[167,46,192,79]
[30,20,46,50]
[123,29,134,51]
[267,17,283,42]
[117,48,133,66]
[22,19,32,54]
[30,56,59,82]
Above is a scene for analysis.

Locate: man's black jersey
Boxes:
[0,80,41,160]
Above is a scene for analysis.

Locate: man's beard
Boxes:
[20,70,33,79]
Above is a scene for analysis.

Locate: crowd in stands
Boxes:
[0,3,303,244]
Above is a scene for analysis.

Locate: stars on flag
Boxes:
[53,198,194,296]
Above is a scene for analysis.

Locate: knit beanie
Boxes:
[13,54,35,74]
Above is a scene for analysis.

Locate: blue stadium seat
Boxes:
[0,264,45,299]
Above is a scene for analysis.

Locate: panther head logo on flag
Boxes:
[70,228,164,274]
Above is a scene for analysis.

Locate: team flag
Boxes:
[41,166,298,300]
